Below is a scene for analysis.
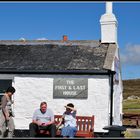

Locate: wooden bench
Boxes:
[39,115,94,138]
[123,113,140,128]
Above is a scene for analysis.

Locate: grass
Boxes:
[123,130,137,138]
[123,99,140,114]
[123,109,140,114]
[123,99,140,109]
[123,79,140,114]
[123,79,140,99]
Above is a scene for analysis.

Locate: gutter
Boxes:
[0,69,111,75]
[108,70,116,125]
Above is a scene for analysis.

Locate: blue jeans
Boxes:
[61,126,77,138]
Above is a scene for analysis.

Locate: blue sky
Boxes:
[0,1,140,80]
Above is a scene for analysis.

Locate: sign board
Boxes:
[53,78,88,99]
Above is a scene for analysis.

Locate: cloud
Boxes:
[19,37,26,41]
[36,37,48,40]
[120,44,140,65]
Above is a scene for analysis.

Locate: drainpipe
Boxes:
[109,70,116,125]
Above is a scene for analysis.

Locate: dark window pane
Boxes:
[0,80,12,93]
[0,95,3,107]
[0,79,12,106]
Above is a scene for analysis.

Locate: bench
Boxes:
[123,113,140,128]
[39,115,94,138]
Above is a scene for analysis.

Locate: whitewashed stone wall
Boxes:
[111,44,123,126]
[12,75,110,132]
[113,83,123,125]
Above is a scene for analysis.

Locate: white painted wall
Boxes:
[113,83,123,125]
[12,75,110,132]
[111,44,123,125]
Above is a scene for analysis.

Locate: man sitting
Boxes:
[29,101,56,137]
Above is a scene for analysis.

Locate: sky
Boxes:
[0,1,140,80]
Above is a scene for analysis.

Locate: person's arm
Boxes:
[32,120,42,126]
[56,114,65,128]
[44,109,55,126]
[65,106,77,118]
[1,95,10,121]
[65,105,77,112]
[32,110,42,126]
[44,120,54,126]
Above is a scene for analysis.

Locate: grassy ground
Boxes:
[123,99,140,113]
[123,79,140,114]
[122,99,140,126]
[123,79,140,126]
[123,79,140,99]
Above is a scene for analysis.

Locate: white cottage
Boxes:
[0,2,123,134]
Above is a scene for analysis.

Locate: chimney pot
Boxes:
[63,35,68,41]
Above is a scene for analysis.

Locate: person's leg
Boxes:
[47,124,56,137]
[61,127,69,137]
[0,110,6,138]
[7,117,15,138]
[68,126,77,138]
[0,124,6,138]
[29,123,38,137]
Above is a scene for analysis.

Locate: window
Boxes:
[0,79,12,106]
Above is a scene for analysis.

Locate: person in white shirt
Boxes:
[29,101,56,137]
[58,103,77,138]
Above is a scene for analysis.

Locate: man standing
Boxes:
[29,101,56,137]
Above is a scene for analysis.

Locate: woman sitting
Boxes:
[57,103,77,138]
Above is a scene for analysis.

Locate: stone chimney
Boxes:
[63,35,68,41]
[100,2,118,43]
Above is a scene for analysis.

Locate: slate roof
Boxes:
[0,40,117,73]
